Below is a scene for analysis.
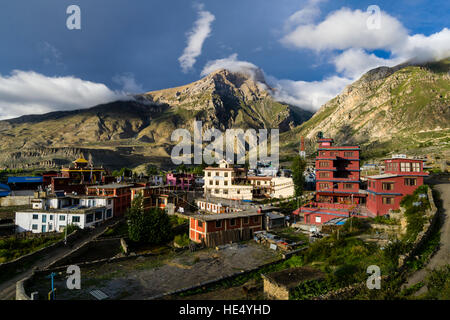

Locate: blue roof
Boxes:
[7,176,43,184]
[0,183,11,197]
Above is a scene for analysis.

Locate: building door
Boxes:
[42,225,46,233]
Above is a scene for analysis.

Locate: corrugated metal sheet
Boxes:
[7,176,43,183]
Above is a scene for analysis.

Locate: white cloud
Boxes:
[284,0,326,31]
[333,49,401,78]
[400,28,450,63]
[282,8,408,51]
[267,75,352,112]
[178,4,215,73]
[0,70,129,120]
[113,73,144,93]
[200,53,259,77]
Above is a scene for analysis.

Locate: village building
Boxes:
[86,183,133,217]
[15,192,114,233]
[166,173,195,191]
[203,160,295,200]
[366,157,428,216]
[262,267,325,300]
[130,184,187,211]
[196,198,242,214]
[298,137,369,225]
[61,154,107,184]
[189,210,263,247]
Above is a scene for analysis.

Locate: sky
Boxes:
[0,0,449,119]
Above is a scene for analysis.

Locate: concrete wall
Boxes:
[0,196,32,207]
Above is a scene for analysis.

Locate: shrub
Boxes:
[174,233,190,247]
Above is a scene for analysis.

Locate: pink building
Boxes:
[366,158,428,216]
[166,173,195,191]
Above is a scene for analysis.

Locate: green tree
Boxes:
[146,165,158,176]
[291,155,307,197]
[177,164,187,173]
[126,194,173,244]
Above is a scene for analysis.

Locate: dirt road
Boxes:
[402,175,450,295]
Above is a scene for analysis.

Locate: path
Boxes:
[0,219,118,300]
[402,175,450,295]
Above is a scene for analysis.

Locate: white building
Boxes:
[203,160,294,200]
[16,195,114,233]
[150,175,164,185]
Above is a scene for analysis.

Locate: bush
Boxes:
[425,265,450,299]
[174,233,190,247]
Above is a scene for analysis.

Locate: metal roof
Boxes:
[7,176,43,184]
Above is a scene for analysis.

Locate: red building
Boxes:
[298,137,368,225]
[366,158,428,216]
[189,211,263,246]
[87,184,133,217]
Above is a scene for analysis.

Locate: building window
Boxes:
[382,197,394,205]
[207,172,211,177]
[412,163,420,172]
[106,209,112,218]
[404,178,417,186]
[72,216,80,223]
[382,183,394,191]
[319,161,328,168]
[32,214,38,220]
[224,181,228,186]
[237,190,240,194]
[215,180,219,185]
[315,216,321,223]
[343,184,353,189]
[41,225,46,233]
[344,151,353,157]
[86,214,94,223]
[32,224,38,230]
[95,212,103,221]
[224,190,228,195]
[49,225,53,231]
[209,181,213,185]
[224,172,228,177]
[319,183,329,190]
[243,217,249,224]
[400,162,411,172]
[215,189,219,194]
[198,220,203,228]
[215,220,222,228]
[319,172,330,178]
[50,215,54,220]
[59,215,65,221]
[108,199,112,205]
[230,219,236,226]
[253,216,259,223]
[42,215,47,223]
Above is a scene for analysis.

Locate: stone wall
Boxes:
[398,186,438,269]
[262,277,289,300]
[0,196,32,207]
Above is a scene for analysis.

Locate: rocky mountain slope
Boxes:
[282,59,450,160]
[0,69,312,170]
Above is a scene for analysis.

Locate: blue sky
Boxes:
[0,0,449,119]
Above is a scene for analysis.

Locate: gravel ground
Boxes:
[26,241,280,300]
